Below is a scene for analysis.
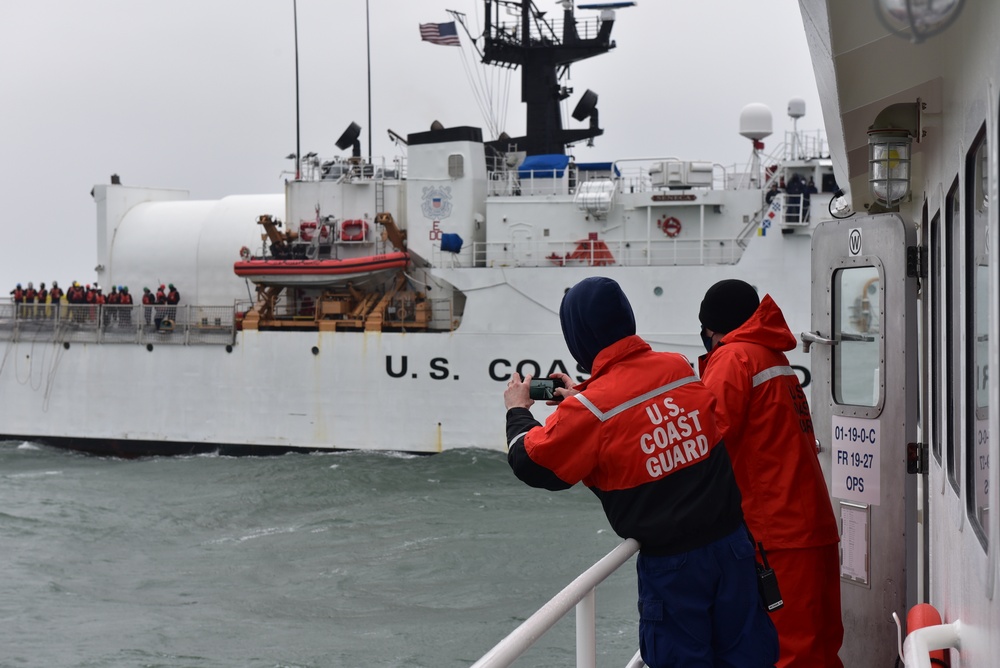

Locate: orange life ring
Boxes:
[239,246,251,260]
[658,216,682,238]
[341,219,368,242]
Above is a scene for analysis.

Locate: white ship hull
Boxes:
[0,247,815,455]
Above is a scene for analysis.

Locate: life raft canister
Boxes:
[657,216,682,238]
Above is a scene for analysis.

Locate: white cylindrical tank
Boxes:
[108,192,283,305]
[739,103,773,141]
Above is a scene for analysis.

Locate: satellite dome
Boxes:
[788,98,806,119]
[739,103,773,141]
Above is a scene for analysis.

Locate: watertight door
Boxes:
[807,213,918,667]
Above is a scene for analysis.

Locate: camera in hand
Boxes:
[528,378,566,401]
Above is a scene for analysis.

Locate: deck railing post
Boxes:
[576,589,596,668]
[470,538,639,668]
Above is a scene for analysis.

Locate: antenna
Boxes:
[447,10,483,60]
[787,98,806,159]
[292,0,302,180]
[739,103,773,188]
[366,0,372,161]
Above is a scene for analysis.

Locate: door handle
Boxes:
[800,330,837,353]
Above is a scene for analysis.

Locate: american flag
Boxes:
[419,21,461,46]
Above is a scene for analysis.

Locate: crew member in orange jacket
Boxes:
[23,282,37,318]
[48,281,62,319]
[36,282,48,318]
[141,287,154,326]
[698,279,843,668]
[154,285,167,330]
[165,283,180,323]
[118,286,133,326]
[505,276,778,668]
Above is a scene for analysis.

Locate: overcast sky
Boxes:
[0,0,821,293]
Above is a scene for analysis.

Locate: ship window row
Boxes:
[928,119,991,550]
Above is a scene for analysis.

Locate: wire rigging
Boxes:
[447,6,512,143]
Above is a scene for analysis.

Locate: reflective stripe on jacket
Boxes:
[508,334,744,555]
[699,295,839,549]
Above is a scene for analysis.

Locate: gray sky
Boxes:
[0,0,821,293]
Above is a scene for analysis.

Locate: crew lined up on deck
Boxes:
[10,281,60,318]
[8,281,177,328]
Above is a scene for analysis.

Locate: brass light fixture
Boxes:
[867,102,921,209]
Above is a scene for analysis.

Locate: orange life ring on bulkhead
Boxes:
[341,219,368,242]
[658,216,682,238]
[239,246,251,260]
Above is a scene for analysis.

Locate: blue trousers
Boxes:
[637,527,779,667]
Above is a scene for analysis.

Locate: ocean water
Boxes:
[0,443,639,668]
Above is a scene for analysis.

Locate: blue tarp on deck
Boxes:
[576,162,621,176]
[518,154,570,179]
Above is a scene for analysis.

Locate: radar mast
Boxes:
[482,0,618,155]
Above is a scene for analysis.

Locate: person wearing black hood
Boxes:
[504,276,778,668]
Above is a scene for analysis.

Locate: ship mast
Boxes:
[482,0,616,156]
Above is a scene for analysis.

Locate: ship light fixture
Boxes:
[875,0,965,43]
[867,102,921,208]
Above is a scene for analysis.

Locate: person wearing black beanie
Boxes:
[698,278,760,351]
[698,280,844,667]
[503,277,778,668]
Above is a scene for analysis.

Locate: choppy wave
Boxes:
[0,441,639,667]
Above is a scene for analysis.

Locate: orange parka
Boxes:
[699,294,839,550]
[508,335,745,555]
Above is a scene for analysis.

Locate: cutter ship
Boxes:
[0,0,833,456]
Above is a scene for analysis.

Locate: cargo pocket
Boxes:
[729,534,755,562]
[638,597,663,622]
[637,597,665,666]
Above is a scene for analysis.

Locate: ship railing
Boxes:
[487,159,730,198]
[288,155,406,183]
[777,193,812,228]
[614,158,726,193]
[753,130,828,167]
[490,14,606,46]
[471,538,642,668]
[726,129,830,192]
[0,302,237,345]
[487,167,579,197]
[464,236,744,269]
[782,129,828,161]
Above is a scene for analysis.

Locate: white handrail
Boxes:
[624,649,646,668]
[470,538,641,668]
[902,621,963,668]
